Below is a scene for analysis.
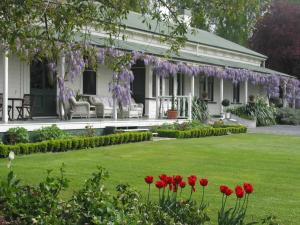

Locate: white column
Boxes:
[155,75,160,119]
[161,77,166,96]
[283,80,287,108]
[112,96,117,120]
[188,93,192,120]
[59,55,65,120]
[244,79,248,104]
[293,86,296,109]
[145,65,153,117]
[220,78,224,115]
[190,75,195,97]
[173,74,177,97]
[2,50,9,123]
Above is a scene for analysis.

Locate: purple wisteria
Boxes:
[56,46,300,107]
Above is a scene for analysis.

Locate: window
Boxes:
[233,83,240,103]
[152,73,156,97]
[199,76,214,101]
[169,76,174,96]
[83,70,96,95]
[177,73,185,95]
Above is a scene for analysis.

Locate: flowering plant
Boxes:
[145,173,255,225]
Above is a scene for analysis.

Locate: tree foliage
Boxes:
[189,0,271,46]
[0,0,189,61]
[250,0,300,78]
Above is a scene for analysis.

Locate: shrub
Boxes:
[0,132,152,157]
[0,167,267,225]
[192,98,210,122]
[221,99,230,107]
[228,97,276,126]
[276,108,300,125]
[4,127,29,144]
[157,126,247,139]
[31,125,70,142]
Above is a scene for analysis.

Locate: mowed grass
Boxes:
[0,133,299,224]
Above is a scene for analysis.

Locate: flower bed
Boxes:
[157,126,247,139]
[0,132,152,157]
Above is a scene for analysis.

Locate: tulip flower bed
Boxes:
[157,126,247,138]
[0,131,152,157]
[143,173,256,224]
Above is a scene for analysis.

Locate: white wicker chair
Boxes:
[89,96,114,118]
[69,96,90,119]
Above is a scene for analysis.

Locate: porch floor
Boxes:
[0,117,187,133]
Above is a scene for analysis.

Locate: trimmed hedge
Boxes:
[157,126,247,139]
[0,132,152,158]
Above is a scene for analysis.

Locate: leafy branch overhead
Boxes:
[0,0,189,60]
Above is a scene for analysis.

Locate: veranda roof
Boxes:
[123,12,267,59]
[88,35,294,78]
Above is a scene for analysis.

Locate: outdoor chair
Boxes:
[89,96,114,118]
[16,94,33,120]
[69,96,90,119]
[0,93,12,120]
[131,98,144,118]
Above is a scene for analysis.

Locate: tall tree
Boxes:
[188,0,271,46]
[250,0,300,78]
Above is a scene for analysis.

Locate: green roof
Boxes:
[123,12,267,59]
[89,35,293,78]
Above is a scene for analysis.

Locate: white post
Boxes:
[145,65,153,117]
[2,50,9,123]
[59,55,65,120]
[293,86,296,109]
[190,75,195,97]
[112,96,117,120]
[173,74,177,97]
[220,78,224,115]
[188,93,192,120]
[155,75,160,119]
[244,79,248,104]
[161,77,166,96]
[283,80,287,108]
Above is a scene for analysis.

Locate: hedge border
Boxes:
[157,126,247,139]
[0,132,152,158]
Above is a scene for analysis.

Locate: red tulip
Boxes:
[220,185,229,194]
[155,180,165,189]
[200,178,208,187]
[243,183,253,194]
[144,176,153,184]
[159,174,167,182]
[179,181,186,188]
[166,176,174,184]
[225,188,233,196]
[174,175,183,184]
[235,185,244,198]
[188,175,197,186]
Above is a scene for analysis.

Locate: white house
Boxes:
[0,12,298,132]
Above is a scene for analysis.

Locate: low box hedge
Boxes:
[0,132,152,158]
[157,126,247,139]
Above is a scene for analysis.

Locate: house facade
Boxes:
[0,12,298,125]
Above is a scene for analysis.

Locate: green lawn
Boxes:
[0,133,299,224]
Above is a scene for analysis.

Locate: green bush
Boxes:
[192,98,210,122]
[0,132,152,158]
[228,97,276,126]
[276,108,300,125]
[157,126,247,139]
[4,127,29,144]
[31,125,70,142]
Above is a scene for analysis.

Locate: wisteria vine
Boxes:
[53,46,300,107]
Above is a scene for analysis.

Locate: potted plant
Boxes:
[167,95,178,119]
[221,99,231,119]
